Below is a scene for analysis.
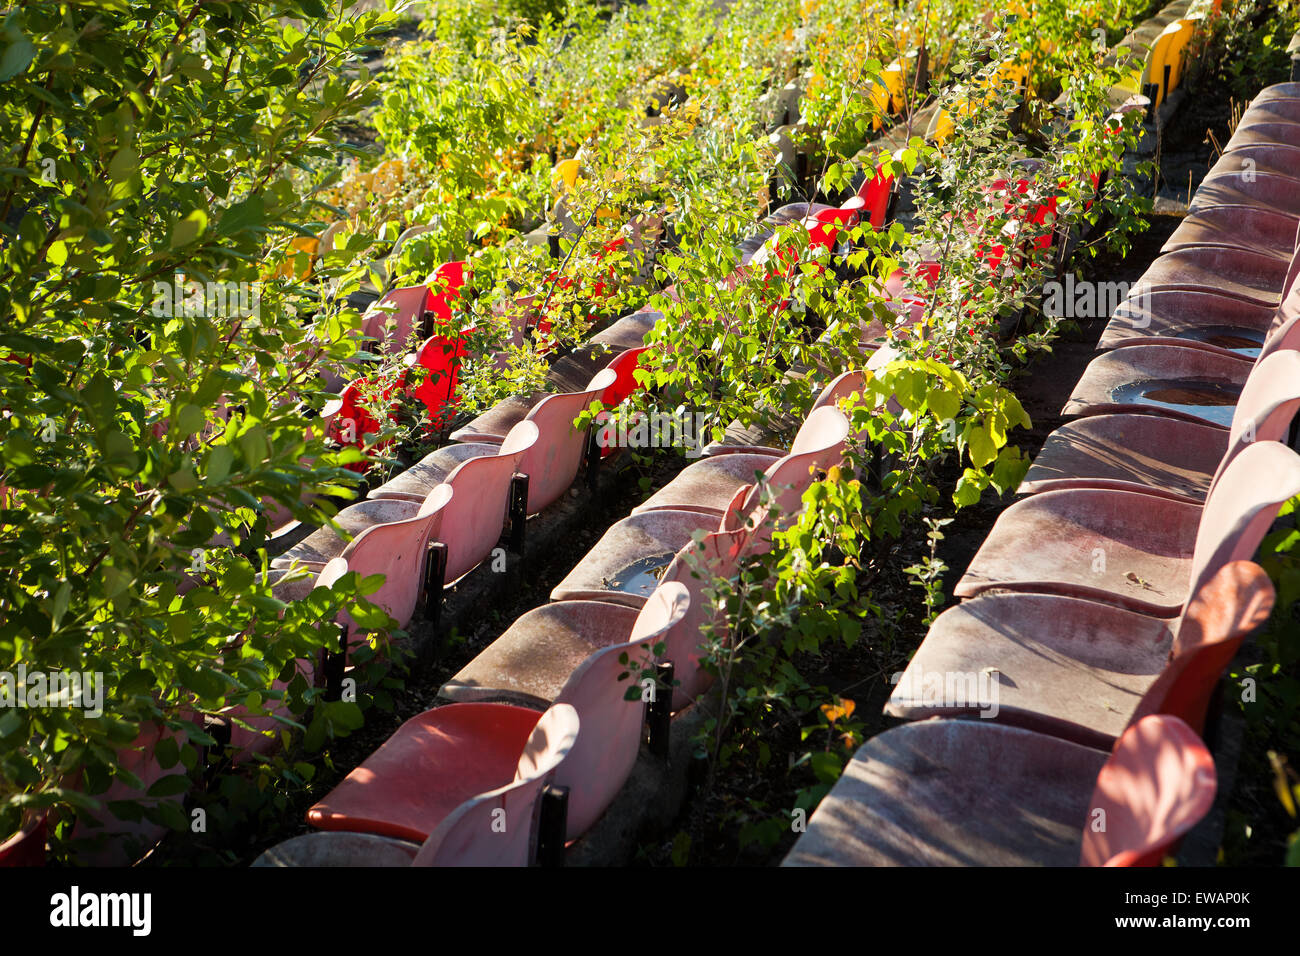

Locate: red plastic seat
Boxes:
[953,440,1300,616]
[887,560,1274,750]
[309,583,687,844]
[781,714,1215,867]
[1020,349,1300,502]
[306,701,572,843]
[256,702,579,867]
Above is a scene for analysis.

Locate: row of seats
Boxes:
[59,24,945,863]
[783,79,1300,866]
[254,134,1084,861]
[98,12,1092,863]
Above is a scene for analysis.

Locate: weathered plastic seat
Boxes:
[304,701,577,848]
[1225,122,1300,153]
[633,405,850,516]
[1250,83,1300,105]
[271,484,452,578]
[953,440,1300,616]
[1162,205,1299,259]
[553,409,847,608]
[1021,349,1300,502]
[1129,246,1292,308]
[1095,289,1275,356]
[309,584,686,843]
[1066,293,1300,424]
[443,522,741,713]
[549,509,720,610]
[781,714,1215,867]
[887,561,1274,750]
[440,601,643,709]
[1234,99,1300,128]
[360,284,430,355]
[1187,171,1300,219]
[430,421,538,584]
[372,370,613,515]
[451,344,647,449]
[1206,146,1300,186]
[1061,344,1248,426]
[257,701,579,867]
[701,370,866,458]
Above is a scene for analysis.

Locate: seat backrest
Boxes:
[1131,561,1274,735]
[426,260,467,326]
[410,330,471,427]
[1079,714,1217,867]
[1263,251,1300,343]
[812,370,867,413]
[362,284,429,353]
[601,345,650,407]
[1189,440,1300,601]
[656,527,749,710]
[437,421,539,582]
[317,220,345,256]
[519,368,617,514]
[552,582,690,838]
[339,484,453,630]
[412,703,579,867]
[735,406,851,534]
[855,159,897,229]
[1203,349,1300,492]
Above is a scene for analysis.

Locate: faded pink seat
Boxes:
[953,440,1300,616]
[444,527,743,713]
[1187,172,1300,220]
[781,714,1215,867]
[308,583,687,843]
[371,369,614,515]
[1206,146,1300,186]
[887,561,1274,750]
[551,409,848,608]
[361,284,431,355]
[1162,205,1299,259]
[1020,349,1300,502]
[1128,246,1293,309]
[633,405,850,516]
[270,484,452,583]
[700,370,866,459]
[428,420,538,584]
[1095,289,1274,357]
[1225,122,1300,153]
[1066,292,1300,425]
[257,702,577,867]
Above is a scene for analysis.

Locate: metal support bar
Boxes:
[537,784,569,867]
[648,660,674,759]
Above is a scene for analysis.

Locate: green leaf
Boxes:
[0,35,35,82]
[145,773,192,798]
[205,445,232,483]
[965,423,996,468]
[169,209,209,249]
